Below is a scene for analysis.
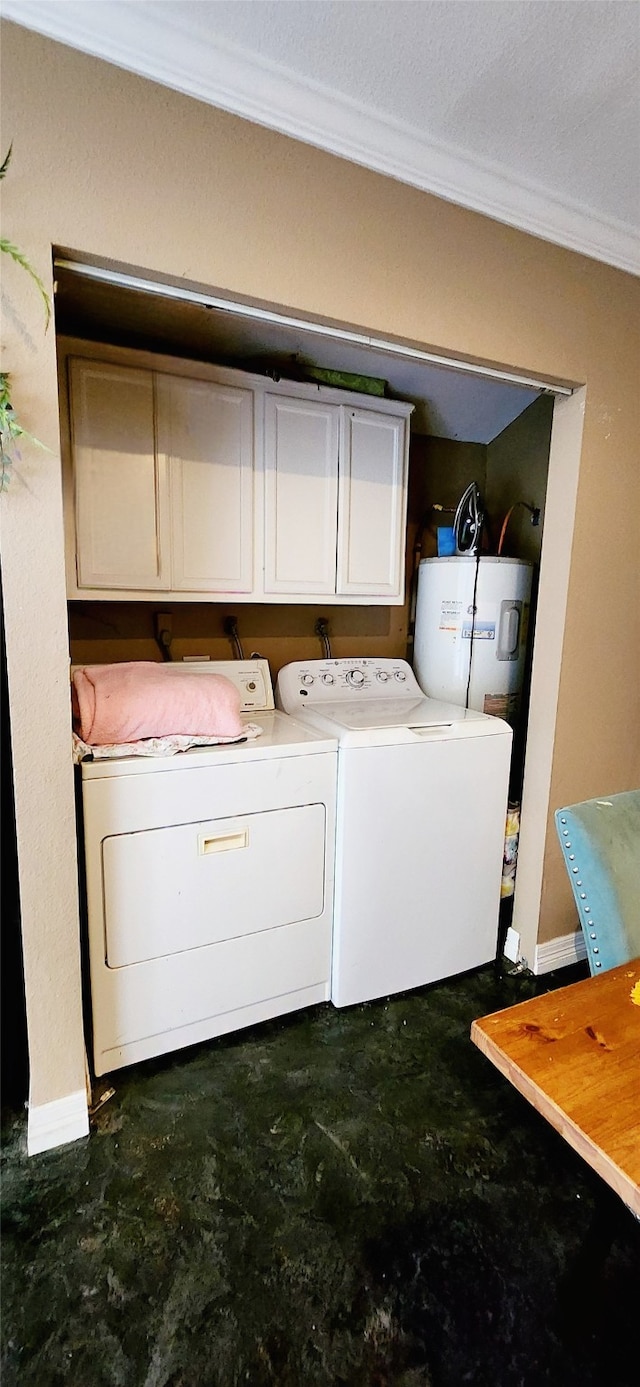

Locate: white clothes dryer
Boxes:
[79,660,337,1075]
[276,657,512,1007]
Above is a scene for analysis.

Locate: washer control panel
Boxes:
[276,657,422,708]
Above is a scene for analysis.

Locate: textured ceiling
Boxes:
[4,0,640,272]
[186,0,639,229]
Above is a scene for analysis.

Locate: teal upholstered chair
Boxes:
[555,791,640,974]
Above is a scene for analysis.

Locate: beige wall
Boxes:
[1,24,639,1113]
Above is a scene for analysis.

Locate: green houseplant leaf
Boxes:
[0,371,47,491]
[0,236,51,331]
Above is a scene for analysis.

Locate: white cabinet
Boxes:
[67,358,253,596]
[157,374,254,593]
[263,392,411,602]
[338,407,406,597]
[264,394,339,595]
[69,359,168,590]
[63,343,412,604]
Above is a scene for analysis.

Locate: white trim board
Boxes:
[54,258,573,397]
[27,1088,89,1156]
[5,1,639,277]
[511,389,586,968]
[533,931,587,976]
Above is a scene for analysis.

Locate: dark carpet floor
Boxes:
[2,964,639,1387]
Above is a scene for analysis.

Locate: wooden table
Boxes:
[471,959,640,1216]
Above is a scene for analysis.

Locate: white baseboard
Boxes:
[27,1088,90,1156]
[503,926,520,963]
[533,930,587,976]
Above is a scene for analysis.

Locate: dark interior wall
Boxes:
[485,395,555,563]
[407,435,487,557]
[67,598,407,675]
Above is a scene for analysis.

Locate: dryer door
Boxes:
[103,804,326,967]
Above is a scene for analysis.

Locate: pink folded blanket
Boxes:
[72,662,244,746]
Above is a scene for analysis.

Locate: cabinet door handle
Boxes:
[198,829,248,855]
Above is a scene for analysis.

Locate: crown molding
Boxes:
[5,1,639,276]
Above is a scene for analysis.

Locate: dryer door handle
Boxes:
[199,829,249,855]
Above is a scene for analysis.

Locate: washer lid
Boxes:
[304,695,459,731]
[288,697,510,747]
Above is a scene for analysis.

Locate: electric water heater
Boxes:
[413,556,533,724]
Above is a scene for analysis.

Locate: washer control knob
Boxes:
[376,670,389,682]
[301,673,314,686]
[321,672,334,685]
[347,669,365,686]
[394,670,407,681]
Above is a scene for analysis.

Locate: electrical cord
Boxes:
[497,501,540,555]
[223,616,244,660]
[465,546,483,710]
[157,630,173,662]
[315,618,331,658]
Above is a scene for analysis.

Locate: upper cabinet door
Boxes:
[157,375,254,593]
[264,395,339,594]
[337,408,408,598]
[70,359,167,590]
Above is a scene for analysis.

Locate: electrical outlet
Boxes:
[154,612,172,639]
[153,611,173,659]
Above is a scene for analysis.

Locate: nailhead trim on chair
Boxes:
[559,815,602,967]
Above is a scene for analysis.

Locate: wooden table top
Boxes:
[471,959,640,1215]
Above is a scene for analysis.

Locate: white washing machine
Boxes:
[277,657,512,1007]
[79,660,337,1075]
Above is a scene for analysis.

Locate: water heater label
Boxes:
[462,621,496,640]
[438,599,463,631]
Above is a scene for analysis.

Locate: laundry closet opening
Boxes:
[54,256,582,973]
